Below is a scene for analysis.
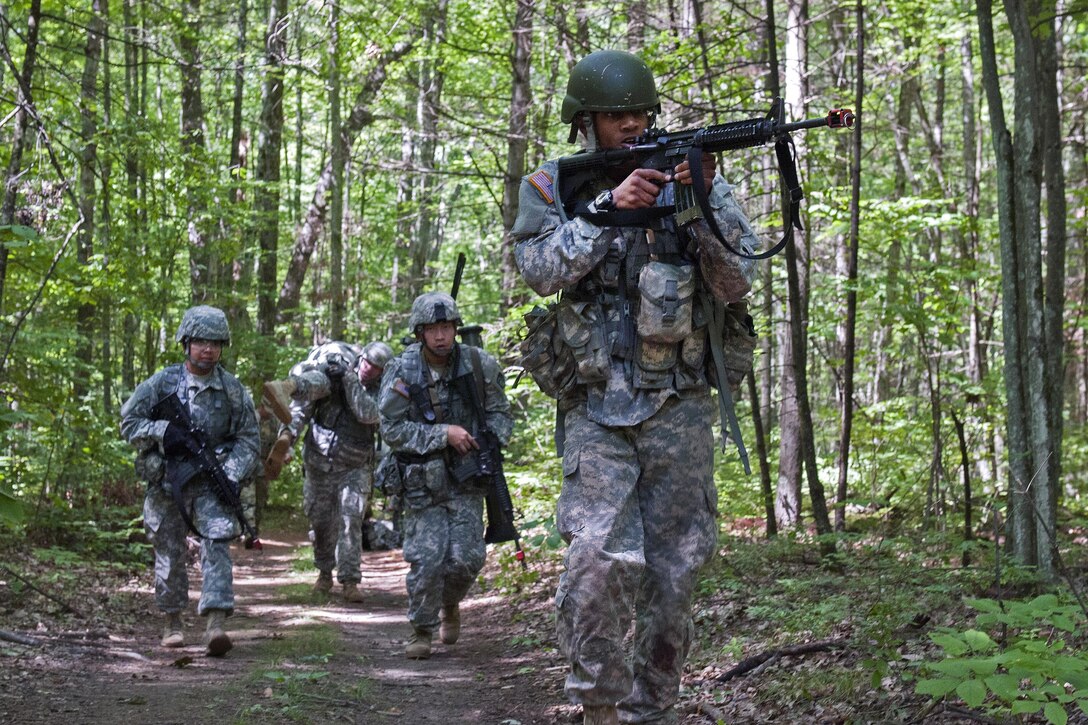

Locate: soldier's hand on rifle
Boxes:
[672,154,716,189]
[613,168,671,210]
[162,422,190,456]
[447,425,478,456]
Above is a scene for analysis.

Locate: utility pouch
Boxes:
[636,262,695,343]
[134,448,165,485]
[708,300,758,391]
[374,454,403,497]
[633,337,676,389]
[558,300,610,384]
[519,304,578,399]
[401,457,449,510]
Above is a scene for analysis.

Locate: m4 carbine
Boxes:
[557,97,855,260]
[151,392,262,550]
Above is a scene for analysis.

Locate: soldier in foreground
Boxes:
[120,305,260,656]
[378,292,513,659]
[512,50,760,724]
[263,340,392,602]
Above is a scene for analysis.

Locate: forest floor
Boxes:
[1,514,1083,724]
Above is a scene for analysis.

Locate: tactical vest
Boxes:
[305,388,377,467]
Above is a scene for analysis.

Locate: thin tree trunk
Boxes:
[276,42,412,324]
[835,0,863,532]
[255,0,288,350]
[179,0,211,302]
[500,0,534,312]
[328,0,345,339]
[75,0,105,403]
[0,0,41,315]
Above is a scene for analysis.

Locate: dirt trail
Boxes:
[0,531,572,725]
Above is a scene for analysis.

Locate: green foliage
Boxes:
[914,595,1088,723]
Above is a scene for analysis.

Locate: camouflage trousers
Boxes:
[401,493,485,631]
[556,395,718,723]
[303,463,372,584]
[143,480,238,615]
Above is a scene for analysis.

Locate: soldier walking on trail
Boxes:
[120,305,261,657]
[263,340,392,603]
[511,51,760,724]
[378,292,513,660]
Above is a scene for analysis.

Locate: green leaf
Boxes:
[1052,615,1076,632]
[957,678,987,708]
[1012,700,1043,715]
[0,487,24,527]
[916,678,959,698]
[1043,701,1068,725]
[963,629,997,653]
[931,632,970,656]
[966,598,1003,614]
[984,673,1023,702]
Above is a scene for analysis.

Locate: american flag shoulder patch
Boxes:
[528,169,554,204]
[392,379,411,399]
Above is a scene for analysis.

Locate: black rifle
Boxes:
[150,393,262,550]
[452,360,526,570]
[556,97,854,260]
[450,252,484,347]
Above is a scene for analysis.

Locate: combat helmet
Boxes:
[175,305,231,346]
[360,341,394,369]
[408,292,462,333]
[561,50,660,142]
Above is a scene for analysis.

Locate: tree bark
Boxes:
[276,42,412,325]
[179,0,211,302]
[328,0,345,339]
[0,0,41,315]
[500,0,534,311]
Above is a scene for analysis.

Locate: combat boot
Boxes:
[262,379,297,424]
[160,612,184,648]
[405,627,432,659]
[203,609,232,657]
[314,570,334,594]
[439,604,460,645]
[582,705,619,725]
[264,431,293,479]
[342,583,364,603]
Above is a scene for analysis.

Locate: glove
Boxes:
[161,422,191,457]
[325,361,347,381]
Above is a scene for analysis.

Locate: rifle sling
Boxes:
[701,295,752,475]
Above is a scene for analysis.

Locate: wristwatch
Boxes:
[591,188,615,213]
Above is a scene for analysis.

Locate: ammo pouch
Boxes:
[708,300,758,391]
[374,454,402,497]
[519,304,577,399]
[135,448,166,486]
[558,300,610,384]
[398,454,449,510]
[636,262,694,344]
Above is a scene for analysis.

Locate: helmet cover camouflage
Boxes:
[175,305,231,346]
[360,341,394,369]
[408,292,462,332]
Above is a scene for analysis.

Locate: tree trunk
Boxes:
[977,0,1065,578]
[328,0,345,339]
[276,42,412,324]
[254,0,287,350]
[75,0,105,403]
[179,0,211,302]
[0,0,41,315]
[834,0,863,532]
[500,0,534,311]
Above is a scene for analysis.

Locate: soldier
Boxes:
[378,292,513,660]
[120,305,260,657]
[263,340,392,602]
[511,50,760,724]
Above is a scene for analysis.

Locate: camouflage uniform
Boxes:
[120,361,260,616]
[284,342,380,586]
[378,341,513,632]
[512,106,759,723]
